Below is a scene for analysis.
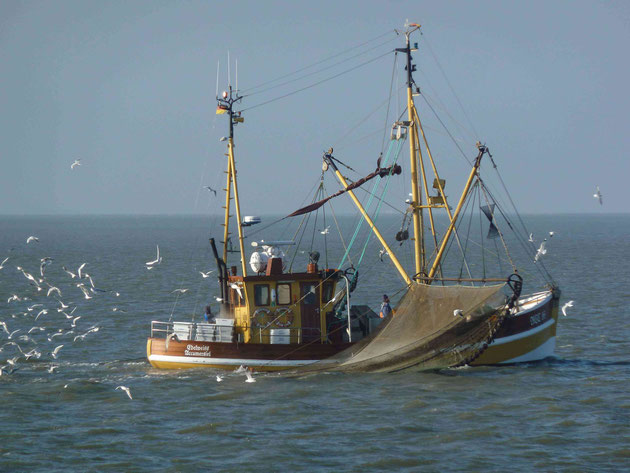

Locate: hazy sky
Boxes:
[1,0,628,215]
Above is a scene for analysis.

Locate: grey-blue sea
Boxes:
[0,214,628,472]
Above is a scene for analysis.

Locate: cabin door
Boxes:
[300,282,320,342]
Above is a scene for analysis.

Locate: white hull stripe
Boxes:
[490,318,555,346]
[499,336,556,364]
[149,354,320,367]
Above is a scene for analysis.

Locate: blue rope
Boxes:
[338,139,403,268]
[356,140,403,267]
[338,140,395,268]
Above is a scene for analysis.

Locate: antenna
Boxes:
[235,58,238,93]
[216,60,220,99]
[227,50,231,88]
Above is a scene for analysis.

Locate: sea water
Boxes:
[0,214,628,472]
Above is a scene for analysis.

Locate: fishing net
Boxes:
[296,283,509,373]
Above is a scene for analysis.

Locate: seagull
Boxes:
[48,330,64,342]
[244,368,256,383]
[24,349,41,360]
[229,283,243,300]
[40,257,53,277]
[199,270,214,278]
[171,288,189,295]
[216,374,224,382]
[204,186,217,196]
[534,239,547,263]
[61,307,77,319]
[48,365,58,373]
[26,236,39,244]
[528,233,534,243]
[28,326,45,334]
[234,365,247,374]
[77,263,87,279]
[593,186,603,205]
[0,256,9,270]
[62,266,77,279]
[71,316,81,328]
[27,303,44,312]
[164,332,179,351]
[379,248,388,262]
[549,231,554,238]
[0,321,9,335]
[7,294,21,303]
[7,329,21,339]
[116,386,133,400]
[71,159,81,169]
[146,245,161,268]
[112,307,127,313]
[77,284,92,300]
[35,309,49,321]
[214,296,223,303]
[56,300,69,312]
[453,309,464,317]
[47,285,62,297]
[561,300,574,316]
[319,226,330,235]
[51,344,64,359]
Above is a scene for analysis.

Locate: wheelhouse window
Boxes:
[254,284,270,306]
[277,283,291,305]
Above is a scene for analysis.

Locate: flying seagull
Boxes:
[62,266,77,279]
[77,263,87,279]
[204,186,217,196]
[593,186,603,205]
[229,283,243,300]
[146,245,162,268]
[171,288,189,295]
[379,248,388,262]
[528,233,534,243]
[26,236,39,244]
[71,159,81,169]
[216,374,224,382]
[115,385,133,400]
[319,226,330,235]
[199,270,215,278]
[534,240,547,263]
[561,300,574,316]
[51,344,64,359]
[0,257,8,270]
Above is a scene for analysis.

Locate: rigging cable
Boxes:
[242,30,394,94]
[420,34,481,140]
[240,50,393,113]
[245,37,399,98]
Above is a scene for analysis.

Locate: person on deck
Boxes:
[204,305,215,323]
[379,294,392,319]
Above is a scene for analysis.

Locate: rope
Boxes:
[245,37,398,98]
[240,51,392,113]
[242,30,394,94]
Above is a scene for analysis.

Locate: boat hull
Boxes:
[471,290,559,365]
[146,338,352,372]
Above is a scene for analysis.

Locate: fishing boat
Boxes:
[147,23,560,372]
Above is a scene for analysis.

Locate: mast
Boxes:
[397,24,425,278]
[217,85,248,279]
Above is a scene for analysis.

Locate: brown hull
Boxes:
[147,338,352,371]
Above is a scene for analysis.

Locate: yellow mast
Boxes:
[402,27,425,278]
[325,154,412,285]
[217,86,249,281]
[427,145,487,279]
[222,152,232,263]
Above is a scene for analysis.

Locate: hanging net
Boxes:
[294,283,509,373]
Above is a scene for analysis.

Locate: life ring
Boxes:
[274,307,294,328]
[251,308,271,328]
